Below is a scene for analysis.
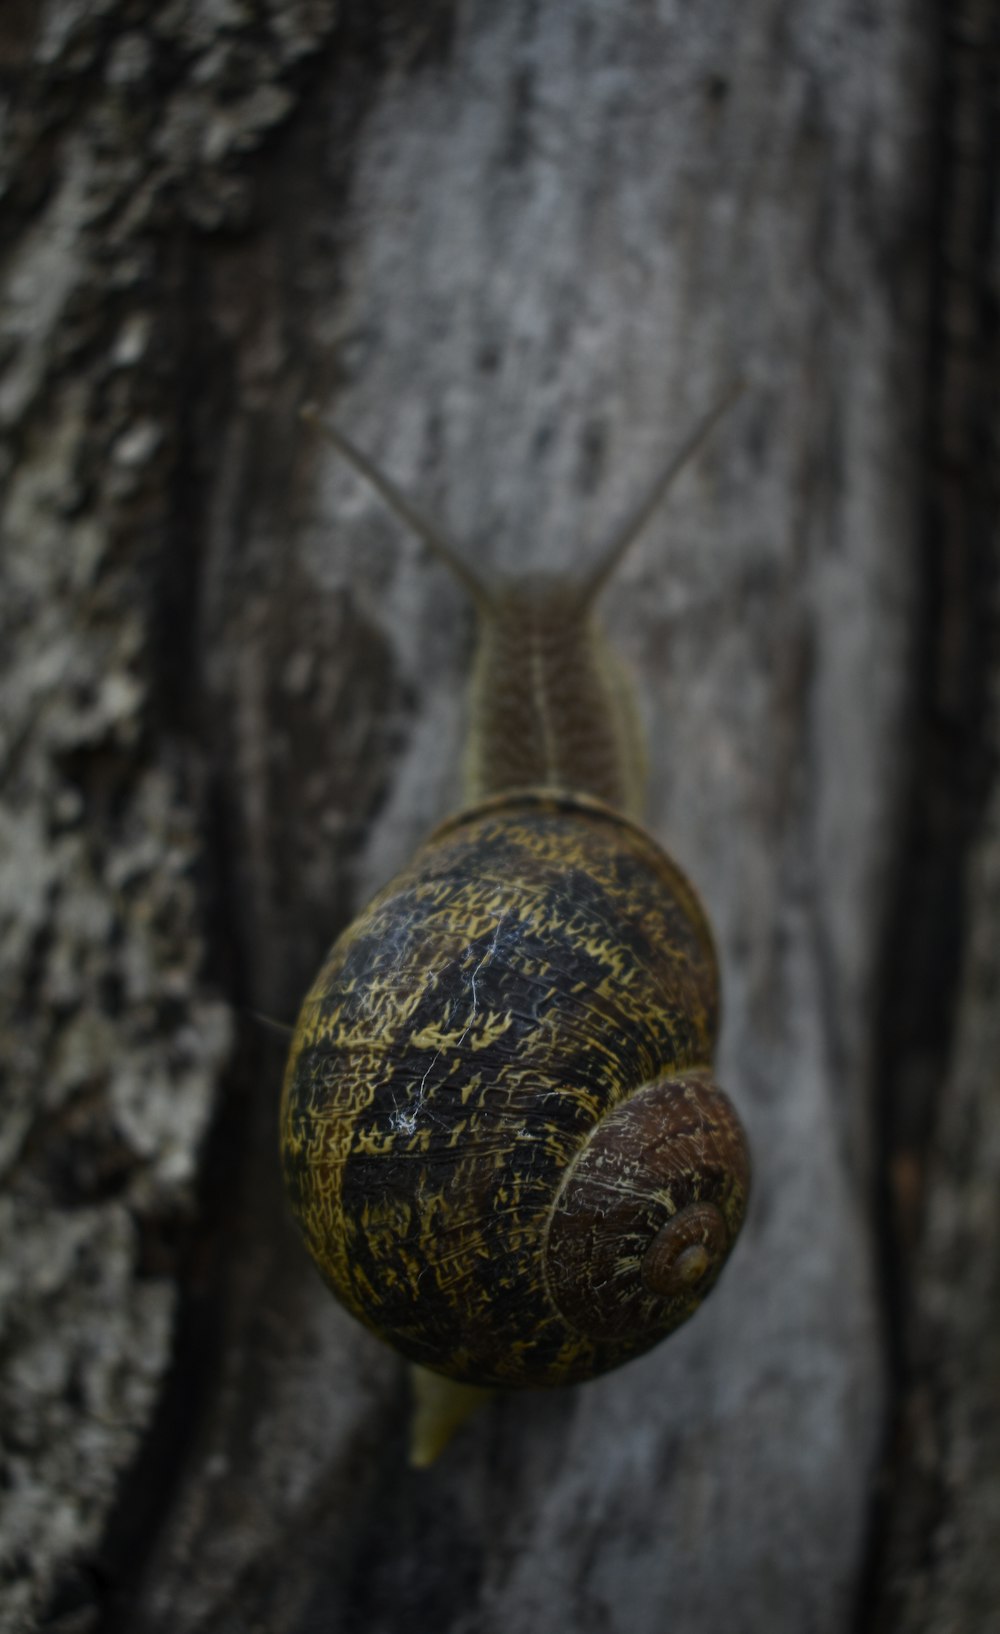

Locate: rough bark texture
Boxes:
[870,3,1000,1627]
[0,3,995,1632]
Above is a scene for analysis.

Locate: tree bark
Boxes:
[0,3,995,1632]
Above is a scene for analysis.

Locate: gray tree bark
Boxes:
[0,3,995,1632]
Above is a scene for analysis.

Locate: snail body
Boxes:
[282,397,750,1442]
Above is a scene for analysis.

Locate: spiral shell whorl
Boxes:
[544,1071,749,1343]
[281,791,745,1388]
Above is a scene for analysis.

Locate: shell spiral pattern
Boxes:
[281,790,749,1388]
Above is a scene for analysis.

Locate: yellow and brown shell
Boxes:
[281,790,749,1388]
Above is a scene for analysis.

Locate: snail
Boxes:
[281,390,750,1463]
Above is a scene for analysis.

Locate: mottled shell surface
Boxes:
[281,790,749,1387]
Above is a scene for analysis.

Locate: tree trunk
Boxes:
[0,3,995,1632]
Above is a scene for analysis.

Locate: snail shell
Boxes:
[281,789,749,1388]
